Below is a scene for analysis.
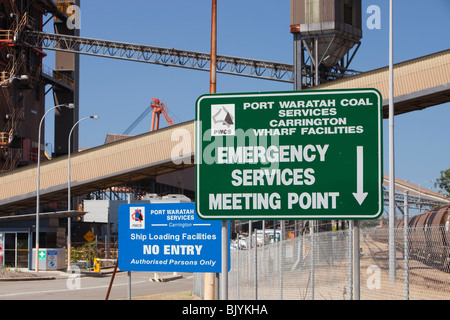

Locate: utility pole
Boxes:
[204,0,217,300]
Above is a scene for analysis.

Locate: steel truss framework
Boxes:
[299,33,361,87]
[382,188,447,214]
[25,31,295,83]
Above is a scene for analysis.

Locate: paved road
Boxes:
[0,271,194,300]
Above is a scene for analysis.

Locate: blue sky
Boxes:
[43,0,449,194]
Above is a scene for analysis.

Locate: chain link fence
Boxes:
[223,225,450,300]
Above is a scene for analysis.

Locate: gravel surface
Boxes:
[0,268,40,279]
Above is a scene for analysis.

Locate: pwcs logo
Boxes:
[132,209,143,223]
[130,207,145,229]
[211,104,235,136]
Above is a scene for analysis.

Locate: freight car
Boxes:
[372,204,450,271]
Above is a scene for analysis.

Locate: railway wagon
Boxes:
[371,204,450,271]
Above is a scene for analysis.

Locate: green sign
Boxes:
[195,89,383,220]
[38,250,46,260]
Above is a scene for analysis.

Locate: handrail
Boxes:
[0,132,8,146]
[41,64,74,88]
[0,30,14,41]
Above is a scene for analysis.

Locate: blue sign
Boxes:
[118,202,229,273]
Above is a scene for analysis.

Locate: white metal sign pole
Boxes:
[388,0,396,283]
[127,195,131,300]
[221,220,228,300]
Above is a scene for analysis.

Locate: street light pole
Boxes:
[67,115,99,270]
[35,103,74,272]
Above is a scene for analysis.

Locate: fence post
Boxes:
[254,229,258,300]
[311,220,315,300]
[236,232,240,300]
[349,220,353,300]
[248,220,252,282]
[280,220,284,300]
[404,191,409,300]
[300,221,303,265]
[353,220,360,300]
[279,232,283,300]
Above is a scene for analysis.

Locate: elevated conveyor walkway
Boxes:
[0,121,194,214]
[0,51,449,214]
[317,50,450,117]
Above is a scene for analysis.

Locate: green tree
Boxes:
[435,168,450,197]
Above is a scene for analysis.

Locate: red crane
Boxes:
[122,98,175,135]
[150,98,175,132]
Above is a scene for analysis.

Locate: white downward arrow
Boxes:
[352,146,368,205]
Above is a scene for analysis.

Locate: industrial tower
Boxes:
[0,0,78,173]
[0,0,363,206]
[290,0,362,89]
[289,0,362,233]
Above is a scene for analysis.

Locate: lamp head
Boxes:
[90,115,100,120]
